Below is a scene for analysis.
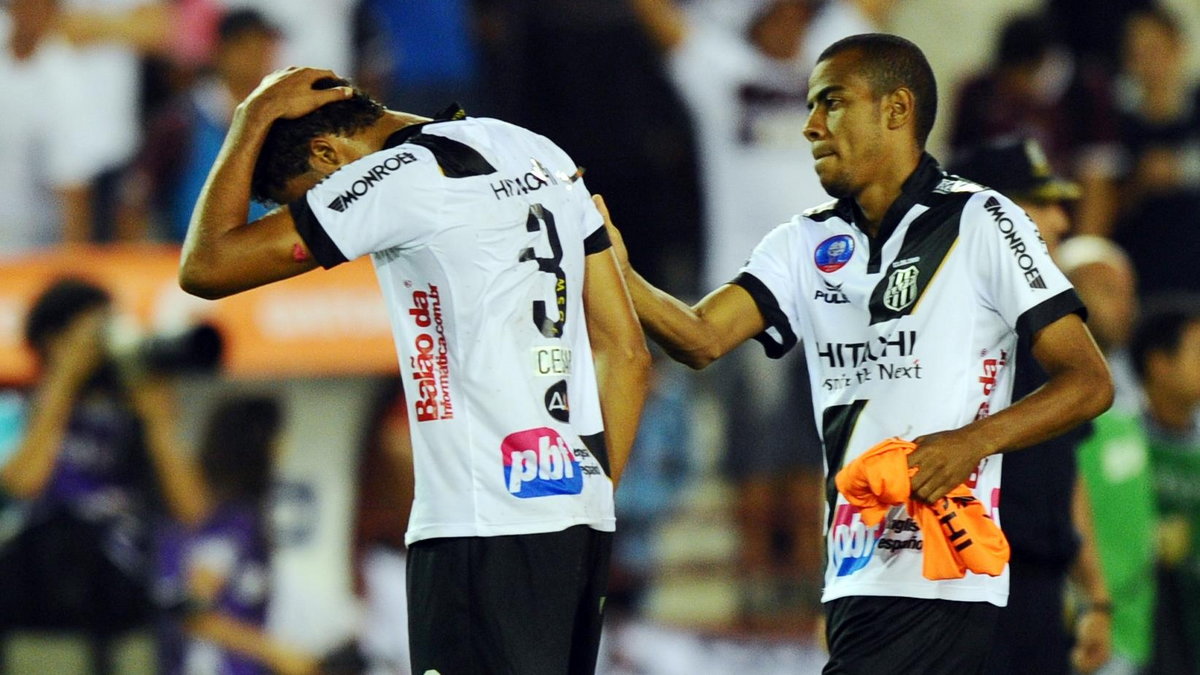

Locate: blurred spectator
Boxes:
[1114,6,1200,193]
[1108,6,1200,301]
[154,394,337,675]
[0,0,107,251]
[1064,237,1158,675]
[353,0,479,116]
[0,278,184,674]
[1131,299,1200,674]
[950,137,1112,675]
[1046,0,1152,73]
[213,0,357,78]
[949,12,1122,236]
[475,0,701,295]
[1057,236,1141,412]
[352,379,413,675]
[121,8,280,242]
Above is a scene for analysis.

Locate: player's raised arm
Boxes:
[179,68,353,299]
[594,196,765,369]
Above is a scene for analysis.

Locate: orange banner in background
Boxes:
[0,245,399,383]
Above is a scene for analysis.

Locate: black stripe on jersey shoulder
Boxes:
[731,272,798,359]
[289,197,348,269]
[404,133,497,178]
[867,191,973,325]
[1015,288,1087,342]
[821,400,869,529]
[583,225,612,255]
[803,199,851,223]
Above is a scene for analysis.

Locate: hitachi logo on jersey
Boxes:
[816,331,917,368]
[408,285,454,422]
[983,196,1048,289]
[501,427,584,498]
[489,170,559,200]
[326,151,418,212]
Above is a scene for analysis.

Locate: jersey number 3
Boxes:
[519,204,567,338]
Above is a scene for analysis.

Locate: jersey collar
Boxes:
[837,152,945,242]
[382,103,468,149]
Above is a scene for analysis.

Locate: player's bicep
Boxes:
[583,247,644,352]
[180,207,319,299]
[693,283,769,355]
[1030,313,1109,382]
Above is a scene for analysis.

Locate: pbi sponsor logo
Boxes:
[408,285,453,422]
[326,151,418,212]
[831,503,882,577]
[501,427,583,498]
[814,278,850,304]
[814,234,854,273]
[983,196,1047,289]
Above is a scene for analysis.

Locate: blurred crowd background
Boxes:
[1,0,1200,673]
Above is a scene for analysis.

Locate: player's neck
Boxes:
[854,148,923,237]
[368,111,434,148]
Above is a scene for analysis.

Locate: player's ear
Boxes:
[884,87,915,132]
[309,136,342,173]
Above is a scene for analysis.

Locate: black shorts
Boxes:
[823,595,1000,675]
[407,525,612,675]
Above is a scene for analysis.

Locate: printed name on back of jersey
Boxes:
[408,284,453,422]
[983,196,1047,289]
[326,151,418,212]
[501,427,583,498]
[814,234,855,273]
[532,346,571,376]
[489,158,562,200]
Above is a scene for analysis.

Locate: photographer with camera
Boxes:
[0,277,210,674]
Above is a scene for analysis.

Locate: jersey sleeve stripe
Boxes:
[583,225,611,255]
[1014,288,1087,341]
[289,195,349,269]
[731,271,798,359]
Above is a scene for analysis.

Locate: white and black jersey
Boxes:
[290,110,615,545]
[735,154,1084,606]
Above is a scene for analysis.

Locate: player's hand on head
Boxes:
[592,195,630,273]
[242,66,355,121]
[906,429,993,502]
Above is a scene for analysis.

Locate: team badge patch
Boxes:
[883,265,919,311]
[815,235,855,273]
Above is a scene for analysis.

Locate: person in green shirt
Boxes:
[1061,234,1154,675]
[1131,300,1200,673]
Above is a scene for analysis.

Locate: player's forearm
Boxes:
[178,103,273,298]
[592,343,651,486]
[625,270,724,369]
[965,360,1112,459]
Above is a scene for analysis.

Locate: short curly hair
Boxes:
[250,77,386,205]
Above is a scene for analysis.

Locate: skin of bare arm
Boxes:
[593,196,765,371]
[178,67,354,299]
[583,196,652,485]
[1068,480,1113,673]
